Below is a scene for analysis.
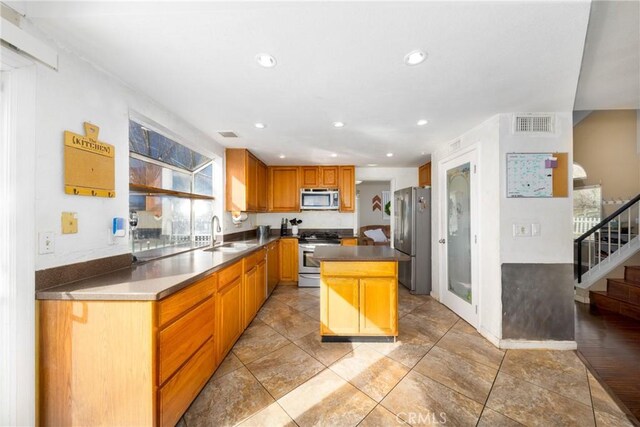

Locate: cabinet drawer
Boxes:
[159,337,216,427]
[244,252,258,272]
[218,261,242,290]
[255,248,266,263]
[158,296,215,385]
[321,262,396,278]
[158,275,215,327]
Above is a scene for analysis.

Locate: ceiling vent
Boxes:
[513,114,555,134]
[218,131,238,138]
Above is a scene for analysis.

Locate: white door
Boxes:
[439,149,479,326]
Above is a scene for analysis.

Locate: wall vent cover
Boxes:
[513,114,555,134]
[218,131,238,138]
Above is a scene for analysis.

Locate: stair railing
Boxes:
[575,194,640,283]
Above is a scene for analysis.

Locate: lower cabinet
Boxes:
[279,238,299,283]
[256,258,267,309]
[320,261,398,337]
[243,265,257,328]
[217,262,243,361]
[266,241,280,295]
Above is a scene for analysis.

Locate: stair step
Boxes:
[590,291,640,321]
[625,266,640,284]
[606,278,640,304]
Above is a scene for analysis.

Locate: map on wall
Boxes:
[507,153,554,198]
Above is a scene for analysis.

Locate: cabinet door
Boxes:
[321,277,360,335]
[359,278,397,335]
[419,162,431,187]
[225,149,248,212]
[257,161,268,212]
[340,238,358,246]
[338,166,355,212]
[243,267,257,327]
[279,238,299,282]
[216,277,243,360]
[256,260,267,310]
[269,167,300,212]
[247,154,258,211]
[320,166,339,188]
[267,242,280,293]
[300,166,319,188]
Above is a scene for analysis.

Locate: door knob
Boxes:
[439,239,446,244]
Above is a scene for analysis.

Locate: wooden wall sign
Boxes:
[64,122,115,198]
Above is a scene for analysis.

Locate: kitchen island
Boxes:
[313,246,410,341]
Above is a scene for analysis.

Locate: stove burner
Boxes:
[299,231,341,244]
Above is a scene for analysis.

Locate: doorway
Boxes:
[356,180,392,243]
[439,148,479,327]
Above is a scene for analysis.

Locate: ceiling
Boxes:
[22,1,594,166]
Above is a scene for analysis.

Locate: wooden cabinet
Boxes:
[418,162,431,187]
[268,166,300,212]
[338,166,355,212]
[300,166,339,188]
[256,258,267,310]
[320,261,398,337]
[341,237,358,246]
[225,148,267,212]
[217,261,243,361]
[243,265,257,328]
[279,238,299,283]
[267,241,280,294]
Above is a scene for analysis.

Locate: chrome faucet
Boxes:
[211,215,222,246]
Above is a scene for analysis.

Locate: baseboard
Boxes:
[478,327,501,348]
[429,290,440,301]
[574,293,590,304]
[499,339,577,350]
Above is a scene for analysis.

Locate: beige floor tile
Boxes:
[588,372,629,418]
[329,346,409,402]
[476,408,524,426]
[184,366,273,427]
[436,328,505,369]
[409,299,459,330]
[594,410,635,427]
[359,405,407,426]
[232,320,290,364]
[413,345,498,403]
[175,416,186,427]
[500,349,591,406]
[246,343,325,399]
[397,292,428,314]
[211,352,243,381]
[268,311,321,341]
[381,370,483,426]
[256,300,299,324]
[295,301,321,321]
[486,372,595,426]
[293,332,357,366]
[278,369,377,426]
[237,402,296,427]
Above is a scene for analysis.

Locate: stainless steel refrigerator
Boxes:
[394,187,431,294]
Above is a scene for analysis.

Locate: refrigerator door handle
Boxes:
[439,239,446,244]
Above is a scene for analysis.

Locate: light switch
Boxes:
[513,223,531,237]
[531,223,541,236]
[62,212,78,234]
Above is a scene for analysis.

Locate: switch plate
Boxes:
[531,223,541,236]
[513,223,531,237]
[39,232,55,254]
[61,212,78,234]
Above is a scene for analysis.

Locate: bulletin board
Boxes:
[64,122,116,198]
[506,152,568,198]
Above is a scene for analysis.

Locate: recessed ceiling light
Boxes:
[256,53,277,68]
[404,49,427,66]
[279,154,286,159]
[367,163,378,167]
[254,123,266,129]
[332,121,345,128]
[330,153,338,158]
[386,153,394,157]
[417,119,428,126]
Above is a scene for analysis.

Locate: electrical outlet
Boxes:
[39,232,55,254]
[531,223,541,236]
[512,223,531,237]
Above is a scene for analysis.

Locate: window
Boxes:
[129,120,215,255]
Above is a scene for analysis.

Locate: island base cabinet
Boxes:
[321,277,360,334]
[359,278,397,335]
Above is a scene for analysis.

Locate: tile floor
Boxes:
[180,285,635,427]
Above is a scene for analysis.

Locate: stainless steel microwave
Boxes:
[300,189,340,210]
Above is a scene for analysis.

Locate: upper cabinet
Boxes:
[268,166,300,212]
[418,161,431,187]
[338,166,355,212]
[300,166,339,188]
[225,149,267,212]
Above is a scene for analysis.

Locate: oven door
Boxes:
[299,244,321,273]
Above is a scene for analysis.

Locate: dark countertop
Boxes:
[36,237,280,301]
[313,246,410,262]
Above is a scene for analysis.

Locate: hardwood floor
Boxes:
[575,301,640,422]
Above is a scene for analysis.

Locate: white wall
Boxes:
[30,29,225,270]
[256,211,355,230]
[357,181,391,227]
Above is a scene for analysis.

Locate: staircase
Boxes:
[590,266,640,320]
